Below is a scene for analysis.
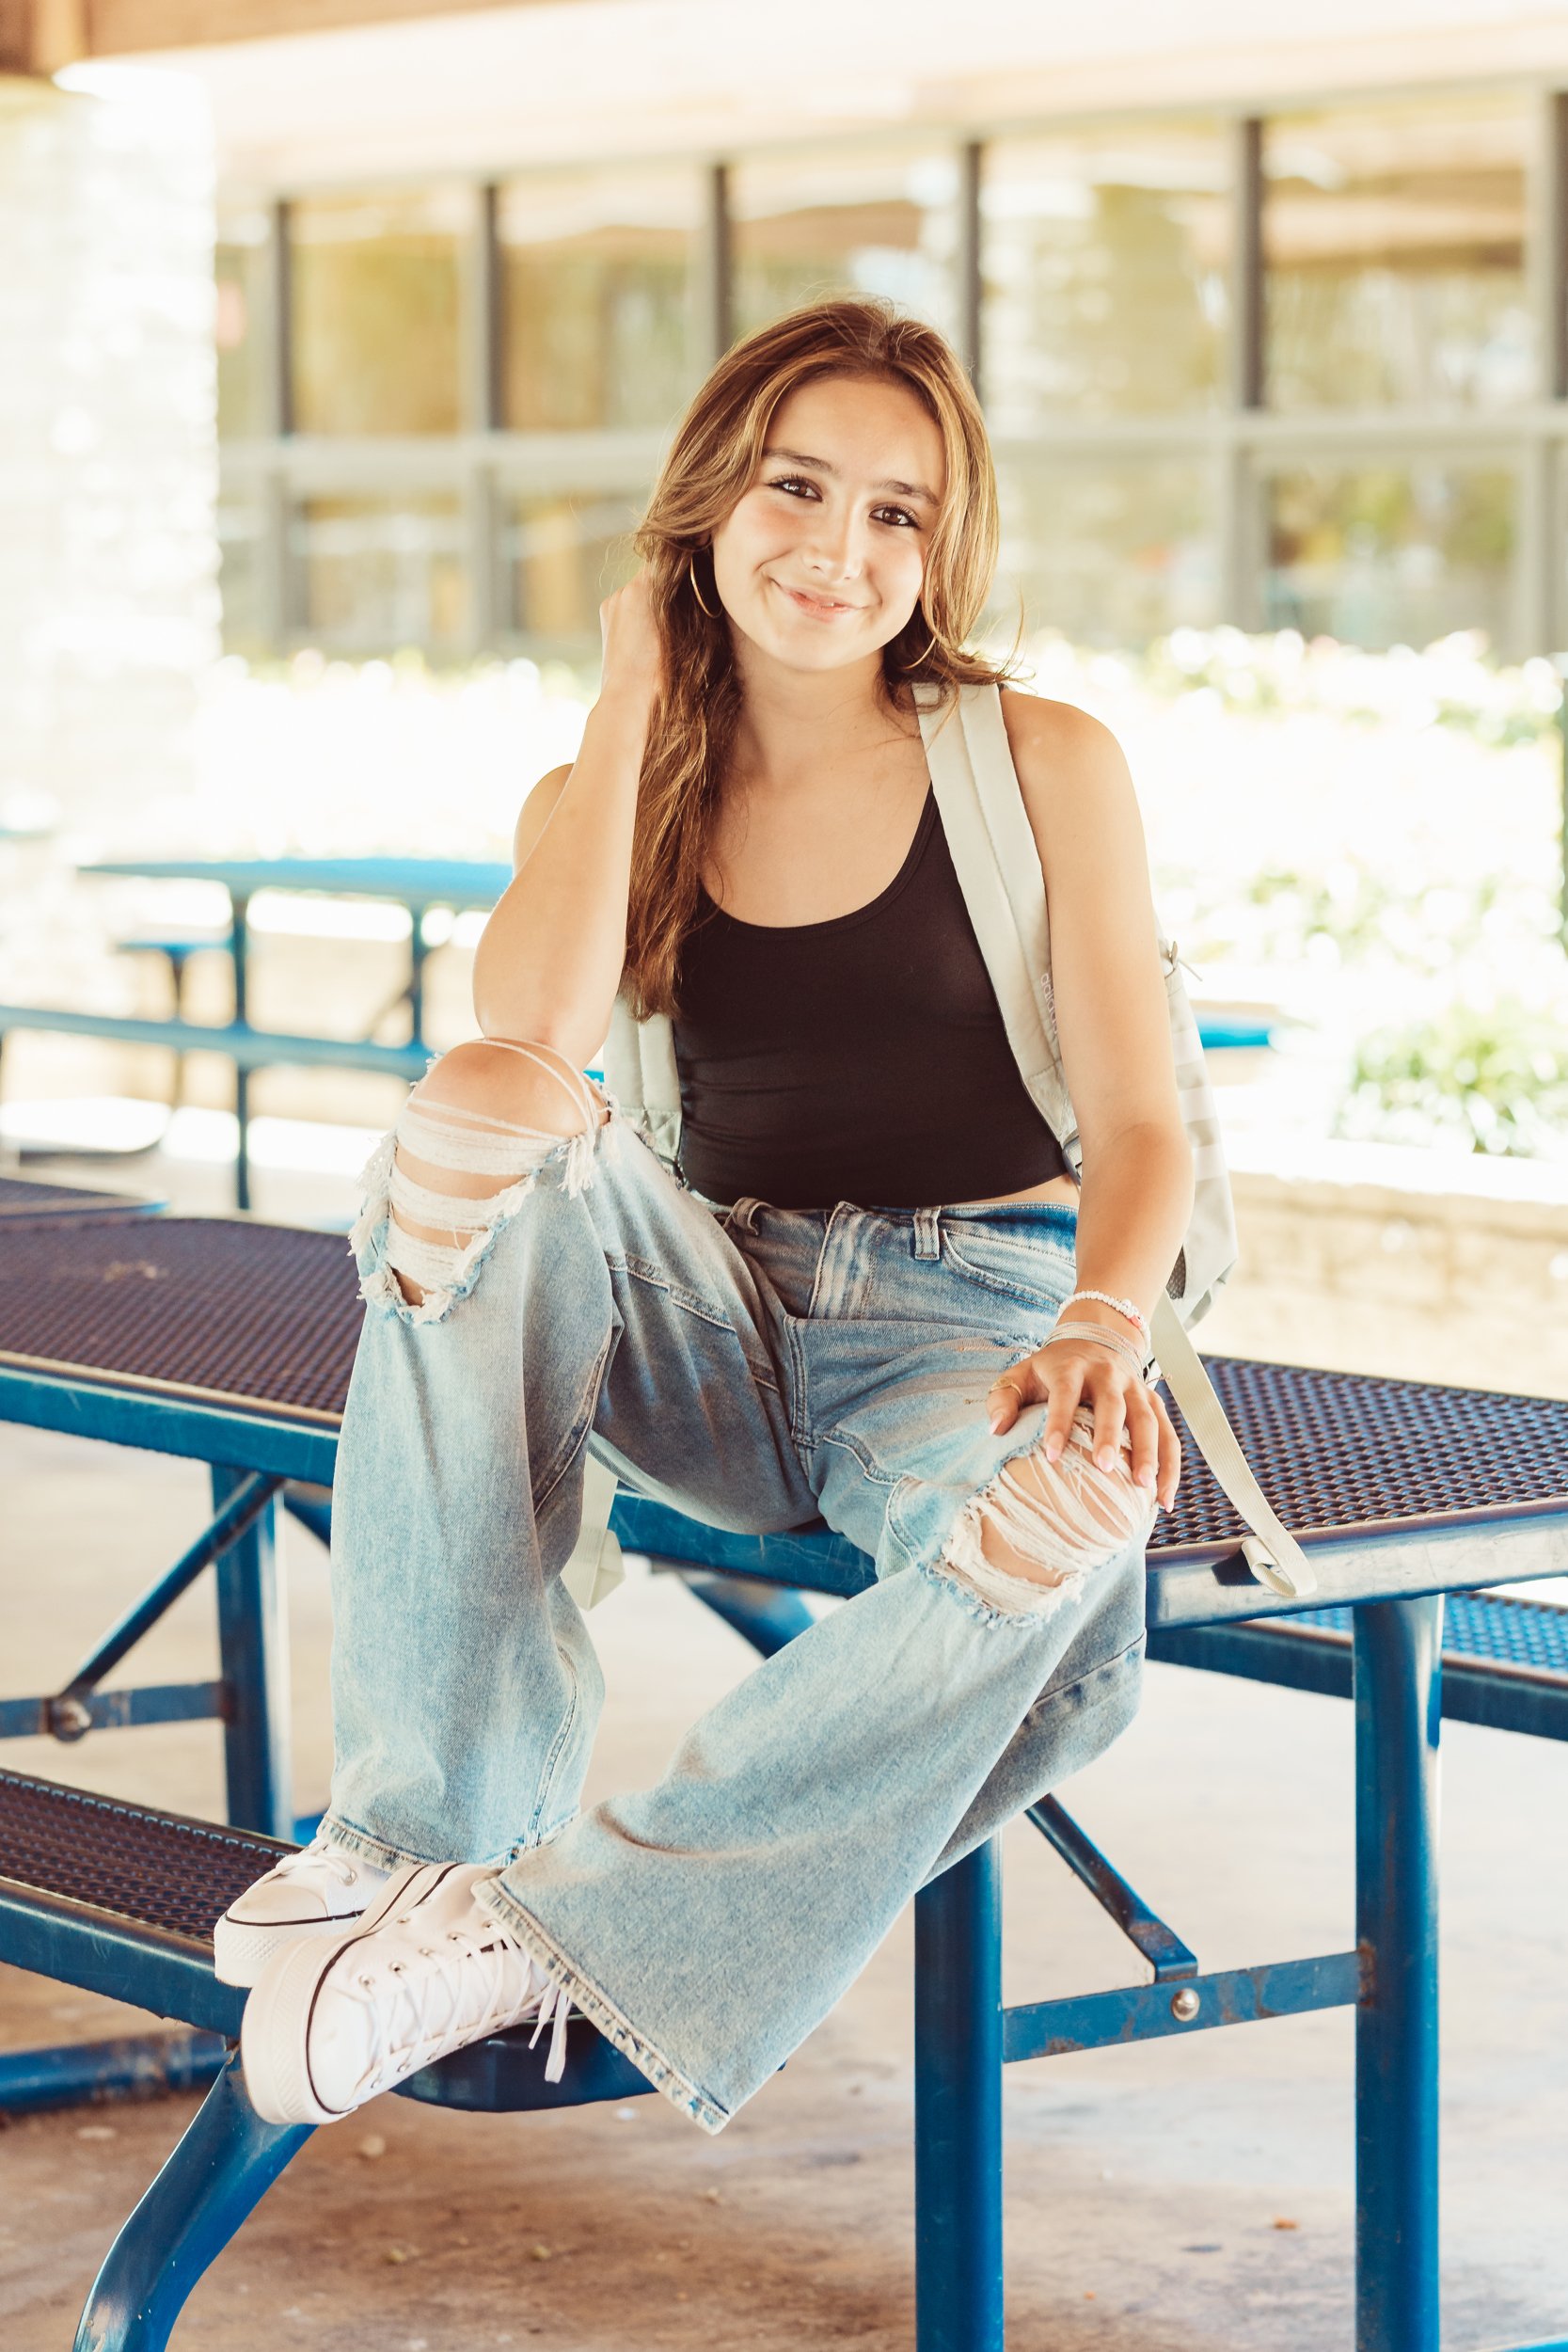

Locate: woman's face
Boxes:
[707,372,944,675]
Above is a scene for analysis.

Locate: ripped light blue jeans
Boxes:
[322,1071,1155,2135]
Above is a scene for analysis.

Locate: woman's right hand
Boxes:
[598,570,666,719]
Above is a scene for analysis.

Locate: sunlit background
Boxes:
[7,26,1568,2344]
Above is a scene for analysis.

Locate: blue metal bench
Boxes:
[0,855,516,1208]
[1147,1589,1568,1741]
[0,1007,431,1210]
[111,931,228,1115]
[1,1213,1566,2350]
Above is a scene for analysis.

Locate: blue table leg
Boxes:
[229,892,250,1212]
[0,2029,228,2117]
[1354,1595,1443,2352]
[212,1465,293,1839]
[408,908,429,1047]
[914,1839,1005,2352]
[232,1073,251,1213]
[72,2049,311,2352]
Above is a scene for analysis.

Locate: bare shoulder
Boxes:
[998,687,1131,795]
[996,688,1142,888]
[511,761,574,870]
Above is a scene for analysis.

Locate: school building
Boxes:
[8,1,1568,666]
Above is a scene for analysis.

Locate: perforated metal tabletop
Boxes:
[0,1174,161,1221]
[0,1216,358,1423]
[0,1215,1564,1596]
[0,1769,282,1947]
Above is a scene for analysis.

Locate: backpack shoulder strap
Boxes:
[918,686,1313,1602]
[604,994,682,1169]
[1149,1300,1316,1600]
[915,682,1067,1113]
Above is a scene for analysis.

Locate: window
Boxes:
[216,497,268,650]
[504,490,643,649]
[1262,464,1516,649]
[1264,99,1533,411]
[991,457,1221,650]
[729,149,959,342]
[289,189,467,436]
[499,167,701,433]
[982,123,1230,427]
[215,207,272,440]
[289,496,467,648]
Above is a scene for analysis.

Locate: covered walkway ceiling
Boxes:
[12,1,1568,184]
[2,0,546,69]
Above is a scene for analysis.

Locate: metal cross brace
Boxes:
[0,1471,281,1745]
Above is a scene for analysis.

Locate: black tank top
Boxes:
[672,788,1072,1211]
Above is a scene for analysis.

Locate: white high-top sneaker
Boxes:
[214,1836,392,1987]
[240,1860,569,2127]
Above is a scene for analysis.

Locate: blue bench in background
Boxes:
[0,853,1278,1207]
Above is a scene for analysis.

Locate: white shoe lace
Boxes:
[276,1835,364,1889]
[348,1916,570,2100]
[526,1977,573,2082]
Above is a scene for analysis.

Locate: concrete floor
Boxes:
[2,1136,1567,2348]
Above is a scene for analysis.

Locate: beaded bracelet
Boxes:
[1062,1287,1149,1342]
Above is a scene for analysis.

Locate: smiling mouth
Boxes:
[772,580,862,617]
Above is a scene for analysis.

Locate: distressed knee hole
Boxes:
[939,1409,1156,1620]
[350,1038,607,1317]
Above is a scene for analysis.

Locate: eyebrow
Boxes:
[762,446,940,509]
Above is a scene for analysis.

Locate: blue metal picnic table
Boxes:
[0,1213,1564,2348]
[71,858,514,1209]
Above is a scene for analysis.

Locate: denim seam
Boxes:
[938,1241,1076,1315]
[610,1250,752,1335]
[531,1327,618,1522]
[783,1313,813,1447]
[603,1256,784,1391]
[808,1422,901,1502]
[1028,1625,1147,1712]
[527,1638,582,1846]
[942,1227,1075,1263]
[474,1882,729,2136]
[884,1468,934,1574]
[321,1811,472,1875]
[319,1806,583,1880]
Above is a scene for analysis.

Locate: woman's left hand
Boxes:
[986,1336,1182,1511]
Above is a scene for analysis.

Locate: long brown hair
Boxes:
[625,295,1015,1019]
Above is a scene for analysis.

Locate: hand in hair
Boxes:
[599,569,667,721]
[471,574,662,1059]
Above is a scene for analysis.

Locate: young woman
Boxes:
[222,297,1191,2135]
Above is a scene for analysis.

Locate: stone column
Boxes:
[0,62,216,1010]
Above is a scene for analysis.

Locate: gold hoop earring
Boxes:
[688,553,719,620]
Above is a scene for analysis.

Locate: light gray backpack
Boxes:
[597,677,1314,1603]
